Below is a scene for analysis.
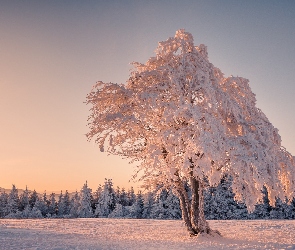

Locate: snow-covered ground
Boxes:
[0,219,294,249]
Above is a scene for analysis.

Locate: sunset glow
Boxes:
[1,0,294,193]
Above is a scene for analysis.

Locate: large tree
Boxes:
[86,30,295,235]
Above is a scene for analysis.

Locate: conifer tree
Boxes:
[165,189,182,219]
[34,197,47,218]
[134,191,144,219]
[118,187,128,207]
[92,185,102,209]
[63,190,71,216]
[57,191,65,217]
[251,186,272,219]
[151,189,170,219]
[127,187,136,206]
[142,192,155,219]
[39,191,49,216]
[0,192,8,218]
[95,179,116,217]
[6,184,19,215]
[270,197,291,219]
[70,191,80,218]
[29,190,39,209]
[78,181,93,218]
[19,186,30,211]
[48,193,57,217]
[204,175,248,220]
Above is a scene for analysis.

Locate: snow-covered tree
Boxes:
[108,203,129,218]
[142,192,155,219]
[57,191,71,217]
[0,192,8,218]
[86,30,295,235]
[57,191,65,217]
[150,189,169,219]
[29,206,43,218]
[165,189,182,219]
[92,185,102,208]
[134,191,144,218]
[29,190,39,209]
[47,193,57,217]
[269,197,291,219]
[250,186,272,219]
[118,187,128,207]
[5,185,19,216]
[77,181,93,218]
[124,191,145,219]
[95,179,116,217]
[204,175,248,220]
[19,186,30,211]
[150,188,181,220]
[34,198,47,217]
[63,190,71,216]
[37,191,49,216]
[69,191,80,218]
[127,187,136,206]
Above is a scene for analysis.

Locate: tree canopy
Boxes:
[86,30,295,234]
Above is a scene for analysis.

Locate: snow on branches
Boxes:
[86,30,295,214]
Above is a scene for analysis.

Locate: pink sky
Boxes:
[1,0,294,193]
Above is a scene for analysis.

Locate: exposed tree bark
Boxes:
[175,173,197,235]
[190,176,210,234]
[190,175,200,231]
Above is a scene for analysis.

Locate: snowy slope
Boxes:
[0,218,294,249]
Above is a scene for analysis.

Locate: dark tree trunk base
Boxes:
[189,228,222,237]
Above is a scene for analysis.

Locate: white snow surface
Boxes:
[0,219,295,249]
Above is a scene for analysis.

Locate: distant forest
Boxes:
[1,176,295,219]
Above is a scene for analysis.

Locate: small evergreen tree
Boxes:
[19,186,30,211]
[126,191,145,219]
[142,192,155,219]
[108,203,128,218]
[0,192,8,218]
[6,184,19,216]
[38,191,49,216]
[34,198,47,218]
[134,192,144,219]
[270,197,291,219]
[118,187,128,207]
[165,189,182,219]
[30,206,43,218]
[29,190,39,209]
[127,187,136,206]
[57,191,65,217]
[78,181,93,218]
[205,175,248,220]
[47,193,57,217]
[95,179,116,217]
[151,189,169,219]
[69,191,80,218]
[63,190,71,216]
[251,186,272,219]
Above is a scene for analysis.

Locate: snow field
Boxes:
[0,218,295,249]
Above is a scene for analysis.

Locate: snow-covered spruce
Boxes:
[86,30,295,236]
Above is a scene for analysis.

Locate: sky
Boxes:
[1,0,295,193]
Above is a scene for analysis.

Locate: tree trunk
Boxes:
[175,174,220,236]
[175,177,197,236]
[190,176,210,234]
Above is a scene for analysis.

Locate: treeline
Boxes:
[0,179,181,219]
[1,176,295,219]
